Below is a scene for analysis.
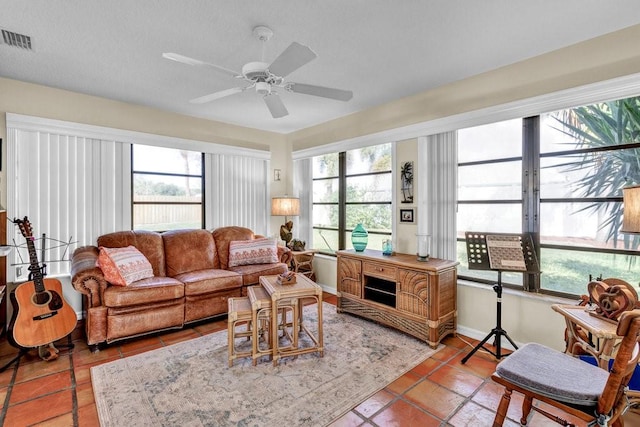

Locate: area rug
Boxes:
[91,302,441,426]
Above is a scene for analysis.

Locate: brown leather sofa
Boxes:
[70,226,291,347]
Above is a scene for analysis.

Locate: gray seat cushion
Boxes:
[496,342,609,406]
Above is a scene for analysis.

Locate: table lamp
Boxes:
[271,196,300,246]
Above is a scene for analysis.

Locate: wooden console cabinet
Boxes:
[337,249,458,348]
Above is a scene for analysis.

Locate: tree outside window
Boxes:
[312,144,392,254]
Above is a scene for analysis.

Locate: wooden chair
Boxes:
[491,309,640,426]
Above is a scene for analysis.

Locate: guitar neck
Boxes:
[25,237,45,293]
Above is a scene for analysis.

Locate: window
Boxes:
[457,119,524,286]
[457,96,640,297]
[311,144,393,254]
[132,145,204,231]
[538,100,640,295]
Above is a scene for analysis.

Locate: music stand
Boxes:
[461,232,540,364]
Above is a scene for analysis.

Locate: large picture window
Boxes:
[457,119,523,286]
[457,96,640,297]
[311,144,392,254]
[132,145,204,231]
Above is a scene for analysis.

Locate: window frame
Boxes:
[131,145,206,231]
[458,110,640,298]
[311,147,393,255]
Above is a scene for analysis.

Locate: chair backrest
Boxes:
[597,309,640,417]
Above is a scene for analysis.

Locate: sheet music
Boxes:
[485,235,527,271]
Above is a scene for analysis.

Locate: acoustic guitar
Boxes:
[9,217,77,349]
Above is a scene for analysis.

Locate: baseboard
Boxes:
[317,283,337,296]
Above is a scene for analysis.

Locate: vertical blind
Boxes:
[205,154,269,232]
[6,128,131,282]
[7,114,270,282]
[417,132,458,260]
[293,158,312,246]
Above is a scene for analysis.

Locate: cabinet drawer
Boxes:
[363,262,396,281]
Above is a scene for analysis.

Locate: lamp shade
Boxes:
[271,197,300,216]
[622,185,640,234]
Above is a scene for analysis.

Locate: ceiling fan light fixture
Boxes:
[242,61,269,81]
[256,81,271,95]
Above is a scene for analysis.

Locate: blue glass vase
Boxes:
[351,223,368,252]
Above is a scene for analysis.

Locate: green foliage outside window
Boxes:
[552,97,640,250]
[312,144,392,253]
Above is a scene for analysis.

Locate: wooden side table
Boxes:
[551,304,621,369]
[260,274,323,366]
[552,303,640,411]
[290,250,318,281]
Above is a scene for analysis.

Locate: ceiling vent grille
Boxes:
[1,29,32,50]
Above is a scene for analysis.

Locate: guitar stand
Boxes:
[39,341,75,361]
[0,348,29,373]
[461,271,518,364]
[0,340,75,372]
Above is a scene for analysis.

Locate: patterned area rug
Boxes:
[91,302,440,426]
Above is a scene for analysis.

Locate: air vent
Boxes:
[1,28,32,50]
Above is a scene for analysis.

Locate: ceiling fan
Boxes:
[162,25,353,119]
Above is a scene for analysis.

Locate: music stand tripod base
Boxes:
[461,275,518,364]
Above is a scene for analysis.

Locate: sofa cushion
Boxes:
[97,230,167,277]
[163,229,216,276]
[228,238,278,267]
[103,276,184,307]
[211,226,255,270]
[96,246,154,286]
[228,262,289,286]
[173,269,243,296]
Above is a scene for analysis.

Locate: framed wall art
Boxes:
[400,161,413,203]
[400,208,415,223]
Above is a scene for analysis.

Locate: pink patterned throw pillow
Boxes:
[96,246,154,286]
[228,238,279,267]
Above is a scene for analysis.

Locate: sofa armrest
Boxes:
[70,246,108,308]
[278,245,292,266]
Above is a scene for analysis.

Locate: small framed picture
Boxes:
[400,208,415,223]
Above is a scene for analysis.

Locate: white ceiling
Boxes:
[2,1,640,134]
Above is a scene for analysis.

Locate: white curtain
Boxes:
[417,132,458,260]
[293,158,312,247]
[205,154,269,234]
[6,127,131,282]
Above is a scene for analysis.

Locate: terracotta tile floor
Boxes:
[0,293,638,426]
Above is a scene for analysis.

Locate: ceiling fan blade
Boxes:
[263,93,289,118]
[162,52,239,78]
[287,83,353,101]
[189,87,246,104]
[268,42,317,77]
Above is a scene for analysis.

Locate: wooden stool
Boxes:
[227,297,253,367]
[247,286,274,366]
